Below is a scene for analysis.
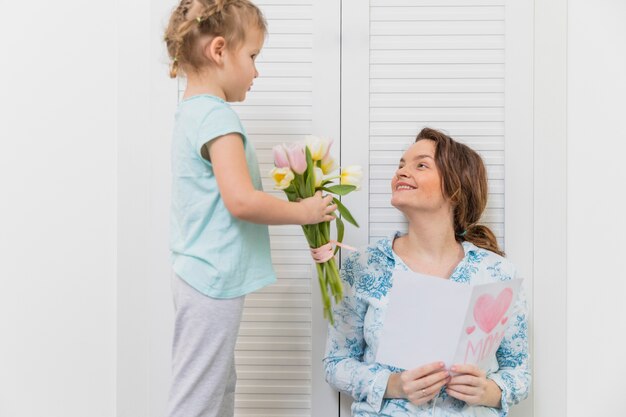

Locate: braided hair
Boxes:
[164,0,267,78]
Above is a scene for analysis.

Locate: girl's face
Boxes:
[221,26,264,102]
[390,139,450,215]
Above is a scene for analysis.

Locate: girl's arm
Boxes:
[323,251,392,413]
[209,134,336,225]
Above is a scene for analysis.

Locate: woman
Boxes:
[323,128,530,416]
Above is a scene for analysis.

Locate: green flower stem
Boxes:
[328,258,343,302]
[315,262,330,320]
[278,156,359,325]
[297,180,343,324]
[324,270,334,325]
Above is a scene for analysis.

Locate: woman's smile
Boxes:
[395,183,416,191]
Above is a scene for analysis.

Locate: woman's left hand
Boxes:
[446,364,501,408]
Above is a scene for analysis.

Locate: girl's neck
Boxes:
[183,72,225,100]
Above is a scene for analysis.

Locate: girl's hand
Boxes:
[386,362,450,406]
[300,191,336,224]
[446,364,501,408]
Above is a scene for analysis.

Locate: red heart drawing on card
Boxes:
[466,326,476,335]
[473,288,513,334]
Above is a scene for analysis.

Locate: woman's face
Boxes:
[390,139,450,214]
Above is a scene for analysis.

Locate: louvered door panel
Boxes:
[368,0,506,248]
[234,2,314,416]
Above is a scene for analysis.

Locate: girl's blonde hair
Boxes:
[164,0,267,78]
[415,127,504,256]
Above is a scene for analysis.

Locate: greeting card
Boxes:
[376,270,522,370]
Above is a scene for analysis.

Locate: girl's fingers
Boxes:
[325,204,338,213]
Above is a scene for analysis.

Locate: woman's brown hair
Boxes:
[415,127,504,256]
[164,0,267,78]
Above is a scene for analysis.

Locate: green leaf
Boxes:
[322,185,356,196]
[334,216,344,255]
[305,146,315,196]
[284,184,298,201]
[333,197,359,228]
[300,224,314,246]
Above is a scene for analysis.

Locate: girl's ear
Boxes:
[204,36,226,64]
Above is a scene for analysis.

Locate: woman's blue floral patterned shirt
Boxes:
[323,233,530,416]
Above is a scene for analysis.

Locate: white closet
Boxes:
[169,1,532,416]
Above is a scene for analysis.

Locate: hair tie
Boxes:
[458,223,479,237]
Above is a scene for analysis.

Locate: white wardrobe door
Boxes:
[228,1,339,416]
[368,0,505,247]
[339,0,507,413]
[233,2,314,414]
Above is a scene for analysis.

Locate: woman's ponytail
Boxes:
[415,127,504,257]
[461,224,503,257]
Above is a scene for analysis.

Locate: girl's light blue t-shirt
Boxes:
[170,94,276,298]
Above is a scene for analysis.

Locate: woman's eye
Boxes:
[417,163,427,169]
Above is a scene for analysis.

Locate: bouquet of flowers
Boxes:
[270,136,362,324]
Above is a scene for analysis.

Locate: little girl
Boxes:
[163,1,336,416]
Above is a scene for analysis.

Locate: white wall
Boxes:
[567,1,625,415]
[0,1,117,417]
[116,0,178,415]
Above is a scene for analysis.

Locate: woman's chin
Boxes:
[390,198,409,213]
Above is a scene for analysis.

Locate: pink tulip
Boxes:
[285,143,307,175]
[272,144,290,168]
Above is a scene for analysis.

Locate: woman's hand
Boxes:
[446,364,502,408]
[385,362,450,406]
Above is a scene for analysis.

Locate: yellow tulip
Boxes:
[314,167,324,188]
[340,165,363,189]
[270,167,295,190]
[320,154,338,175]
[306,135,332,161]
